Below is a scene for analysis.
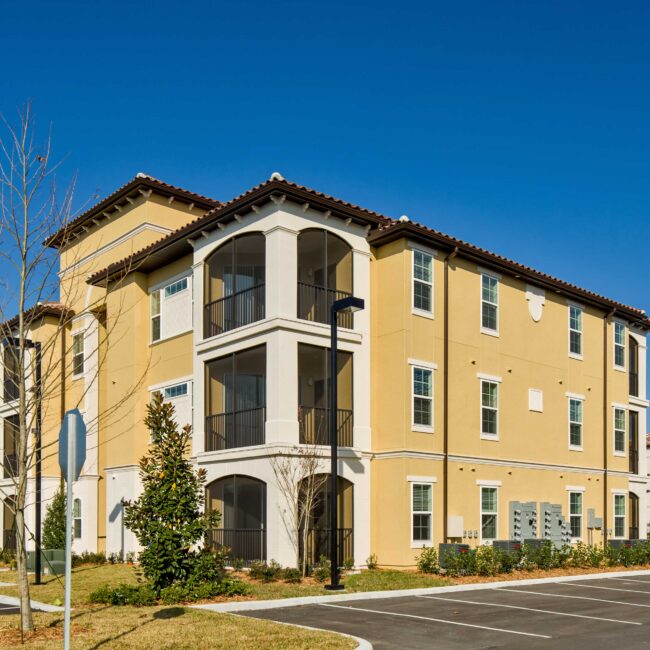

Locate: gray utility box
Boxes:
[509,501,537,540]
[540,502,571,546]
[492,540,522,553]
[523,538,551,549]
[438,543,470,569]
[587,508,603,530]
[608,539,633,549]
[27,549,65,575]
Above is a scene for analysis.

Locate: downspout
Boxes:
[603,309,615,547]
[443,246,458,542]
[60,326,66,491]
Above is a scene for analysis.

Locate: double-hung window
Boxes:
[613,494,626,538]
[411,483,433,546]
[73,498,82,539]
[151,290,161,342]
[614,322,626,369]
[569,305,583,357]
[480,487,498,541]
[481,380,498,437]
[481,273,499,334]
[569,398,583,449]
[72,333,84,377]
[614,407,626,454]
[569,491,582,539]
[412,250,433,314]
[412,366,433,430]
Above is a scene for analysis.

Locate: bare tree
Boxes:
[271,445,328,577]
[0,103,149,636]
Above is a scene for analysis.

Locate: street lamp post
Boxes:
[324,295,364,591]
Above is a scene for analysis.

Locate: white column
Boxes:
[192,262,206,456]
[264,225,298,320]
[83,313,99,475]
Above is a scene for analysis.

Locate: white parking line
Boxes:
[417,595,641,625]
[497,587,650,608]
[563,583,650,595]
[319,603,552,639]
[607,577,650,585]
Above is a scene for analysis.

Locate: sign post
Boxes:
[58,410,86,650]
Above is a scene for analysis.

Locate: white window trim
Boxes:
[479,485,499,544]
[613,406,627,457]
[411,247,435,319]
[71,331,84,380]
[568,303,584,360]
[407,475,438,483]
[612,492,627,539]
[476,372,502,383]
[410,481,434,548]
[613,320,626,371]
[408,359,438,371]
[480,379,499,440]
[411,364,434,433]
[480,272,499,336]
[568,490,583,542]
[568,396,583,452]
[150,289,161,344]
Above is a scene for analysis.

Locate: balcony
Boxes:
[629,411,639,474]
[298,283,353,328]
[205,407,265,451]
[300,527,354,567]
[207,528,266,566]
[629,336,639,397]
[3,453,17,480]
[298,406,353,447]
[2,529,15,552]
[204,284,265,338]
[3,347,18,403]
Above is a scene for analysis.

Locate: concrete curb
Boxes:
[191,568,650,614]
[0,594,64,612]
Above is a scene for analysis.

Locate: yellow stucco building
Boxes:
[1,172,648,567]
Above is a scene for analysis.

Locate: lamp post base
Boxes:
[324,584,345,591]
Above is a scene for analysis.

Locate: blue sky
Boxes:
[1,2,648,343]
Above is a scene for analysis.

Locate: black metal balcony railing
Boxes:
[203,284,265,338]
[298,406,353,447]
[2,529,16,552]
[630,449,639,475]
[629,526,640,541]
[3,453,17,479]
[205,407,266,451]
[299,527,354,568]
[207,528,266,566]
[297,282,353,328]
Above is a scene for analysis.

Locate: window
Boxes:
[629,336,639,396]
[614,494,626,538]
[73,498,82,539]
[569,492,582,539]
[480,487,498,541]
[164,383,189,400]
[411,483,433,545]
[614,407,626,454]
[614,321,626,369]
[412,366,433,429]
[481,381,498,437]
[481,273,498,333]
[72,333,84,377]
[164,277,188,298]
[151,290,161,342]
[569,305,583,357]
[569,398,583,449]
[413,250,433,314]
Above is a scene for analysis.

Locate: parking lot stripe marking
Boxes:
[416,595,641,625]
[497,588,650,608]
[607,577,650,585]
[563,583,650,595]
[319,603,552,638]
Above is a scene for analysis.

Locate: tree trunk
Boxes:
[15,504,32,633]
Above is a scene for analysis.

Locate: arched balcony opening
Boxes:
[629,335,639,397]
[297,229,353,328]
[2,496,15,552]
[206,475,266,565]
[204,233,265,338]
[629,492,640,540]
[298,474,353,567]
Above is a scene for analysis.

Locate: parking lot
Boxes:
[242,573,650,649]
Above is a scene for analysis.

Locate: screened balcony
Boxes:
[629,336,639,397]
[3,348,18,403]
[3,416,18,479]
[204,233,265,338]
[206,475,266,566]
[297,229,353,328]
[298,343,353,447]
[298,475,353,567]
[205,346,266,451]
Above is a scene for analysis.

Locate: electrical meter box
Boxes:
[540,502,571,546]
[587,508,603,530]
[609,539,632,549]
[509,501,537,540]
[492,540,522,553]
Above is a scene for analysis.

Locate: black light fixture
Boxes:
[324,296,364,591]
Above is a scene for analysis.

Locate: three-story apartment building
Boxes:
[1,172,647,566]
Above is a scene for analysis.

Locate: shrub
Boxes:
[416,546,439,574]
[42,487,66,550]
[366,553,378,570]
[0,548,15,566]
[281,567,302,583]
[125,551,137,564]
[475,545,500,576]
[249,560,282,582]
[231,557,245,571]
[89,583,156,606]
[342,557,355,571]
[72,551,106,567]
[313,555,331,582]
